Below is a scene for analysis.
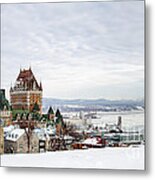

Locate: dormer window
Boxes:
[33,81,36,90]
[15,134,18,139]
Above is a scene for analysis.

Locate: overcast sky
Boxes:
[1,1,144,100]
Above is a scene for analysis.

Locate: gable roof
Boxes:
[12,68,42,91]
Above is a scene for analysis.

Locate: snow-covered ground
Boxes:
[1,145,145,170]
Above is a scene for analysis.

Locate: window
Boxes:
[19,144,23,148]
[15,134,18,139]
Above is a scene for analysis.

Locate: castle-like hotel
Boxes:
[10,67,43,113]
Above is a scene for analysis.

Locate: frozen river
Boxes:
[64,111,145,131]
[91,111,144,130]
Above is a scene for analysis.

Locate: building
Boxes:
[46,106,55,127]
[4,128,39,153]
[55,109,65,136]
[10,67,42,114]
[104,116,123,133]
[0,119,4,154]
[3,125,15,138]
[0,89,12,126]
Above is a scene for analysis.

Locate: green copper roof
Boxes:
[55,109,61,118]
[0,89,10,111]
[48,106,54,114]
[32,102,40,112]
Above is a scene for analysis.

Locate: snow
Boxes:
[3,125,15,134]
[33,128,50,141]
[63,135,74,140]
[5,129,25,142]
[82,138,99,145]
[1,145,144,170]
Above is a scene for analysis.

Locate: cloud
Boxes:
[1,1,144,100]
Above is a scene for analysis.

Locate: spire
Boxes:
[39,81,43,91]
[10,82,13,92]
[10,86,13,92]
[29,65,31,71]
[55,112,64,126]
[48,106,54,115]
[55,109,61,118]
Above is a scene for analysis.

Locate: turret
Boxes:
[39,81,43,91]
[47,106,54,120]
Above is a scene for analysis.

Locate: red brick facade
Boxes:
[10,68,42,113]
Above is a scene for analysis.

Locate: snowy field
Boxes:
[1,145,145,170]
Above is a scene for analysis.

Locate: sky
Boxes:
[1,1,144,100]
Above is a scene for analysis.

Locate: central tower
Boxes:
[10,67,42,114]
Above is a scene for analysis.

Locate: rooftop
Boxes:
[5,129,25,142]
[11,67,42,91]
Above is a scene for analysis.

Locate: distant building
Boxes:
[105,116,123,133]
[0,89,12,126]
[10,67,42,114]
[79,111,84,120]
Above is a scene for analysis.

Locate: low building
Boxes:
[33,128,51,152]
[0,110,12,126]
[4,128,39,154]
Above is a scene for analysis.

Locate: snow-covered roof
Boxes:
[33,128,50,140]
[33,128,42,133]
[82,138,98,145]
[64,135,74,140]
[6,129,25,142]
[44,127,56,135]
[4,125,15,133]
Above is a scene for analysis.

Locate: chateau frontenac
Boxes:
[10,67,43,113]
